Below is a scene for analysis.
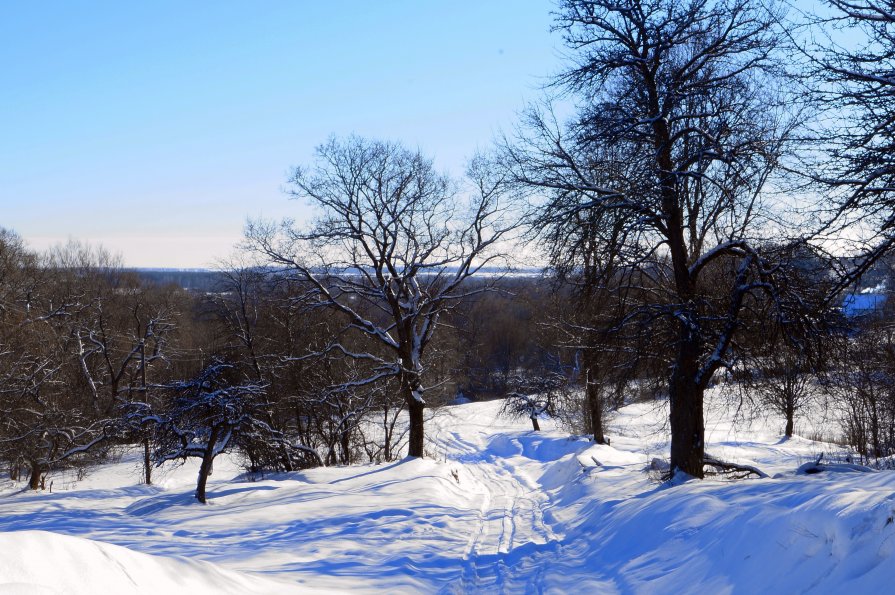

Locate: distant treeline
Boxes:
[129,269,224,293]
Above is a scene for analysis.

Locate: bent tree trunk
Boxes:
[530,415,541,432]
[195,426,222,504]
[669,338,705,478]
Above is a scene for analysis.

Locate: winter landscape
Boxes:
[4,0,895,593]
[5,395,895,594]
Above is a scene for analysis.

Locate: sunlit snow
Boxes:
[2,394,894,593]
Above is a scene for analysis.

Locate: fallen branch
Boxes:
[703,454,768,480]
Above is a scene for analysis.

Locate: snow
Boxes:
[0,531,302,595]
[2,391,895,593]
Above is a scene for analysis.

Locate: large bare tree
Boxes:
[246,136,513,458]
[507,0,806,477]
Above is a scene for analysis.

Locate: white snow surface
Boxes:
[2,392,895,593]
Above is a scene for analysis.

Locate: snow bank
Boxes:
[0,531,305,595]
[539,465,895,593]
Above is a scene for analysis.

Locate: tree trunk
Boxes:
[402,367,425,458]
[247,447,260,473]
[383,405,393,462]
[260,403,293,471]
[28,461,42,490]
[870,398,881,457]
[651,94,706,478]
[531,415,541,432]
[196,452,213,504]
[195,427,220,504]
[340,428,351,465]
[585,367,607,444]
[280,449,294,472]
[143,436,152,485]
[669,339,705,479]
[407,397,425,458]
[784,402,794,438]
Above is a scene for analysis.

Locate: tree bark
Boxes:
[195,427,221,504]
[669,338,705,478]
[585,367,606,444]
[142,436,152,485]
[407,397,425,458]
[28,461,42,490]
[402,366,425,458]
[531,415,541,432]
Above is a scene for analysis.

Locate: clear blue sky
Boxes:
[1,1,560,268]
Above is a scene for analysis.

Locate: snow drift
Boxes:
[0,530,304,594]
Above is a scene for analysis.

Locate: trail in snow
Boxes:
[430,410,575,593]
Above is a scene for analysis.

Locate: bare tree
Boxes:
[0,234,116,489]
[728,244,839,438]
[246,136,514,458]
[540,210,633,445]
[811,0,895,285]
[506,0,806,477]
[501,371,566,431]
[826,303,895,461]
[152,361,320,503]
[747,346,816,438]
[208,261,306,471]
[51,243,182,485]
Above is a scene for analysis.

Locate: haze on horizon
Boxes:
[2,1,559,268]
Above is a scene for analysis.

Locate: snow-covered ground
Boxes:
[2,392,894,594]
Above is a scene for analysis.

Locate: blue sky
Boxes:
[2,1,559,267]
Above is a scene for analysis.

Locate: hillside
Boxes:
[1,395,894,593]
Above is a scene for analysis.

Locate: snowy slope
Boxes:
[0,531,305,595]
[2,393,894,593]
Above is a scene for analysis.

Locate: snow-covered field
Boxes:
[2,393,894,594]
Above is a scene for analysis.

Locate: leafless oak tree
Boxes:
[506,0,806,477]
[246,136,514,458]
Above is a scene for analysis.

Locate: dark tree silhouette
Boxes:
[153,361,320,503]
[507,0,805,477]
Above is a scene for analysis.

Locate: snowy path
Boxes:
[427,409,577,594]
[443,432,559,556]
